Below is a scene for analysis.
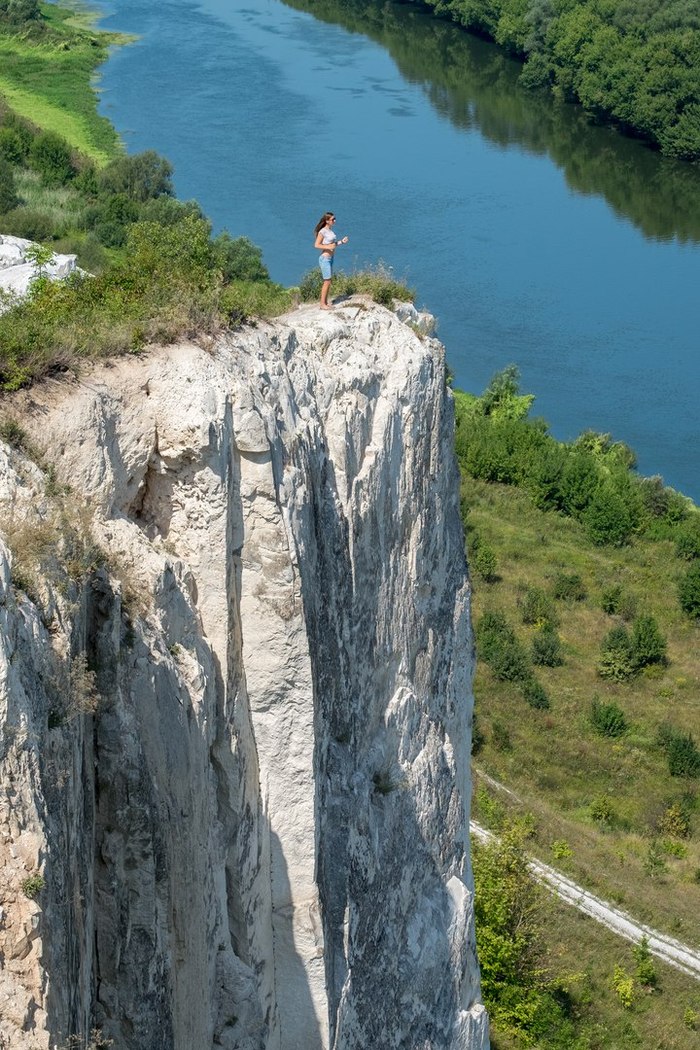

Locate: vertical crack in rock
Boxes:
[0,302,489,1050]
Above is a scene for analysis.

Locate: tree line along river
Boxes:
[93,0,700,501]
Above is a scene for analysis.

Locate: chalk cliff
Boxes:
[0,300,489,1050]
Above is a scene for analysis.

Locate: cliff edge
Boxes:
[0,299,488,1049]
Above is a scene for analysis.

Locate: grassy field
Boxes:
[0,2,127,162]
[466,475,700,947]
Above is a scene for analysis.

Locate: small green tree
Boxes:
[29,131,75,187]
[585,482,634,546]
[590,697,627,737]
[601,583,622,614]
[631,615,667,669]
[522,676,550,709]
[531,626,563,667]
[471,542,498,582]
[490,637,530,682]
[598,625,635,681]
[633,936,657,988]
[475,611,517,663]
[0,0,40,24]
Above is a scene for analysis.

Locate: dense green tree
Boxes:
[98,150,174,202]
[212,232,269,282]
[585,482,634,546]
[28,131,75,187]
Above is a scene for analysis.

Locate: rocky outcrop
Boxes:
[0,299,488,1049]
[0,236,78,309]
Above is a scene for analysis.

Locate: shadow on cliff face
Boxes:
[269,830,325,1050]
[289,358,482,1047]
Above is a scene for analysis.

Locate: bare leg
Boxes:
[320,278,333,309]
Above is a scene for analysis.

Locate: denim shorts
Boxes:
[319,253,333,280]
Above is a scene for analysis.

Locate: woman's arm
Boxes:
[314,232,349,251]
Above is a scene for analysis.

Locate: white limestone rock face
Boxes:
[0,235,78,309]
[0,299,489,1049]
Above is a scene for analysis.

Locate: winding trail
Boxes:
[470,821,700,981]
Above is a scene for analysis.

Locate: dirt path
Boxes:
[471,821,700,981]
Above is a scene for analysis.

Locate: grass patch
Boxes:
[299,261,414,305]
[0,2,128,162]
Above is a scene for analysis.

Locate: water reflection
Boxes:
[282,0,700,244]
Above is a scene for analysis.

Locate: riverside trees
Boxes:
[409,0,700,159]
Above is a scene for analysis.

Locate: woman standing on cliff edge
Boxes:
[314,212,349,309]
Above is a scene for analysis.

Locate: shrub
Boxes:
[611,965,635,1008]
[0,125,30,164]
[471,542,497,582]
[521,677,550,709]
[299,267,323,302]
[490,637,530,682]
[0,0,40,24]
[558,450,599,516]
[21,873,44,899]
[659,724,700,778]
[676,519,700,560]
[585,482,634,546]
[598,626,635,681]
[658,800,692,839]
[29,131,75,187]
[0,156,18,214]
[531,626,563,667]
[590,697,627,737]
[590,794,616,826]
[601,584,623,614]
[644,840,668,879]
[679,563,700,618]
[473,824,579,1043]
[552,572,586,602]
[520,586,557,627]
[475,611,516,663]
[667,733,700,778]
[551,839,572,861]
[138,196,204,226]
[631,615,667,669]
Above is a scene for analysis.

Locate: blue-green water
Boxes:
[94,0,700,499]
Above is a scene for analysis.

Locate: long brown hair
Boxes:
[314,212,334,235]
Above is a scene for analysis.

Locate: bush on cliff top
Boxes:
[0,213,292,389]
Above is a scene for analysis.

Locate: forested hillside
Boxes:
[407,0,700,158]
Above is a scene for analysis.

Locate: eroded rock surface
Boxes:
[0,299,488,1049]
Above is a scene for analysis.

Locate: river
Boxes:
[93,0,700,500]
